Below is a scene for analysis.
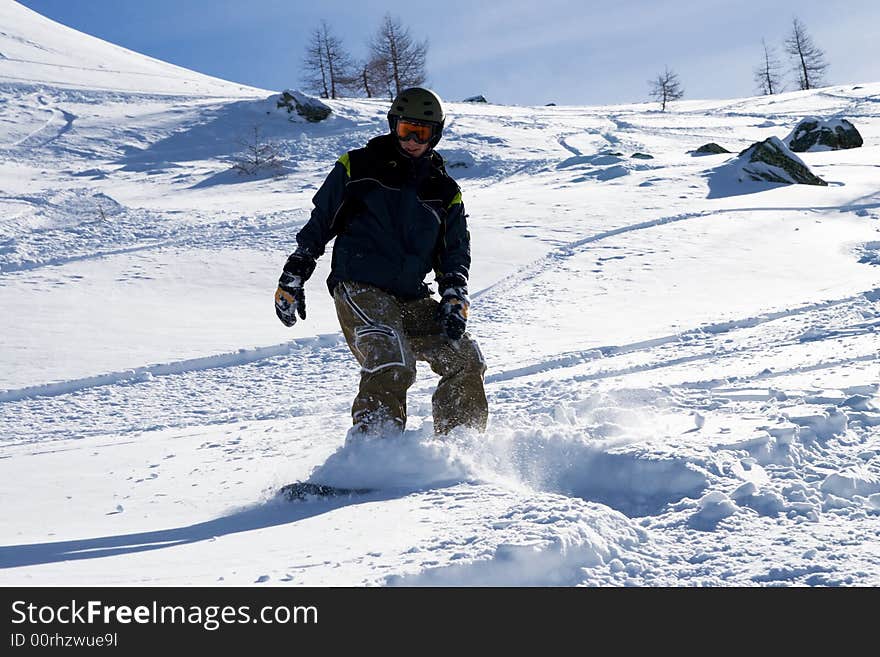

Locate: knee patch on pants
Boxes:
[361,360,417,390]
[352,324,408,374]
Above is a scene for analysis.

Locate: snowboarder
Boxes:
[274,87,488,437]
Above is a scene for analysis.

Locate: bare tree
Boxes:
[784,17,828,90]
[302,20,354,99]
[368,14,428,98]
[232,125,284,176]
[303,25,329,98]
[354,56,391,99]
[648,67,684,111]
[754,38,784,95]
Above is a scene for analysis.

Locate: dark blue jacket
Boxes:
[295,134,470,299]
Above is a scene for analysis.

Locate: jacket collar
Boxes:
[368,134,445,170]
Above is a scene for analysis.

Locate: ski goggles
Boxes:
[395,119,434,144]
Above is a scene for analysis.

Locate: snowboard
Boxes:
[279,481,373,502]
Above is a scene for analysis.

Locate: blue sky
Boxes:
[17,0,880,105]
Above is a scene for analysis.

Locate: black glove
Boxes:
[275,251,316,327]
[437,274,470,340]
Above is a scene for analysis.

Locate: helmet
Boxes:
[387,87,445,147]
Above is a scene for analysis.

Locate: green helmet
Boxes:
[387,87,445,147]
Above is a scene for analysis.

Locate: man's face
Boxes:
[398,138,430,158]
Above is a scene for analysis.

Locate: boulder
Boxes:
[692,143,731,155]
[462,95,488,103]
[276,90,331,122]
[736,136,827,186]
[784,117,863,152]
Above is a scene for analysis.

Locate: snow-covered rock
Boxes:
[784,117,863,152]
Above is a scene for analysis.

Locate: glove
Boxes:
[437,274,470,340]
[275,272,305,327]
[275,251,316,327]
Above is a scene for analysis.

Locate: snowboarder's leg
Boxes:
[404,297,488,434]
[333,282,416,433]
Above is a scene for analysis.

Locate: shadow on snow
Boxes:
[0,488,408,570]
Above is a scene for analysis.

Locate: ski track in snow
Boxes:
[0,204,308,272]
[1,46,879,587]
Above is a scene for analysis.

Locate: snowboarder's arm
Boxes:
[294,156,351,259]
[435,193,471,288]
[434,195,472,340]
[276,156,348,327]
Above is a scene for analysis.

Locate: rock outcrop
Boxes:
[735,137,827,186]
[784,117,863,152]
[276,90,331,122]
[692,143,731,155]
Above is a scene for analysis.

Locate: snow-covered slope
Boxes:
[0,0,265,96]
[1,2,878,586]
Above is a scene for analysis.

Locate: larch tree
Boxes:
[784,17,829,90]
[302,20,354,99]
[368,14,428,98]
[648,67,684,112]
[754,38,784,95]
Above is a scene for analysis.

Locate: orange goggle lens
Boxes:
[395,119,434,144]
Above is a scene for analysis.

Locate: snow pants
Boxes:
[333,281,488,434]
